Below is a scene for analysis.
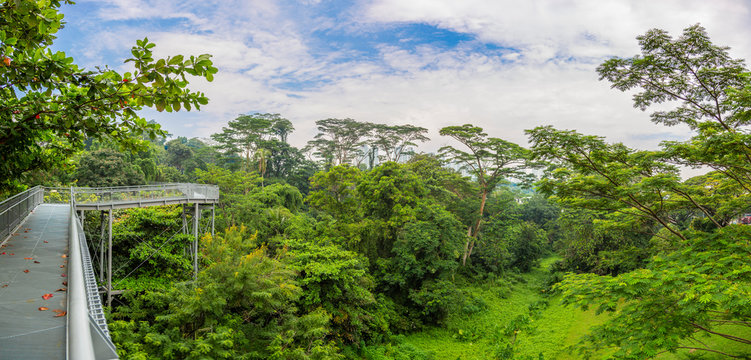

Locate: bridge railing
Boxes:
[71,183,219,205]
[68,192,119,359]
[0,186,44,241]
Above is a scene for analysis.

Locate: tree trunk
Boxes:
[461,188,488,266]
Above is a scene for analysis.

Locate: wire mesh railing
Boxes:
[0,186,44,241]
[71,183,218,205]
[68,193,119,359]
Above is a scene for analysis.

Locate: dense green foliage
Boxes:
[4,6,750,358]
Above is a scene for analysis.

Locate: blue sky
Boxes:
[50,0,751,153]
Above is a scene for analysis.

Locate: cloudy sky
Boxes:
[52,0,751,152]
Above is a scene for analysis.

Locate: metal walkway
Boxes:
[0,205,69,360]
[0,184,219,360]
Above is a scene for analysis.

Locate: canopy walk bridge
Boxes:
[0,184,219,360]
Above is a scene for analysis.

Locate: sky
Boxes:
[52,0,751,153]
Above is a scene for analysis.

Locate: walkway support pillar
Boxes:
[107,209,113,307]
[99,211,106,281]
[211,205,215,238]
[182,204,187,234]
[193,203,199,280]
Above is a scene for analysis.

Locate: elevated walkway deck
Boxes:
[0,183,219,359]
[0,204,69,360]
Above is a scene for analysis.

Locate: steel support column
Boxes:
[182,204,187,234]
[107,209,113,307]
[193,203,199,280]
[99,211,106,281]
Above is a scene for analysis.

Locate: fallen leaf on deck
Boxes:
[24,257,33,260]
[38,307,48,311]
[55,288,66,292]
[9,253,14,255]
[59,265,64,268]
[23,269,29,273]
[34,261,40,264]
[54,311,66,317]
[61,274,66,277]
[52,309,64,313]
[43,241,48,243]
[61,254,67,258]
[42,293,53,300]
[62,281,68,286]
[1,284,7,288]
[1,252,5,255]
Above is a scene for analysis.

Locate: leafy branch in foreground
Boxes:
[0,0,217,190]
[541,24,751,359]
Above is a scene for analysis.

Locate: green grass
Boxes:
[403,257,582,359]
[401,257,751,360]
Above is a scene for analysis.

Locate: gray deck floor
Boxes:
[0,204,69,360]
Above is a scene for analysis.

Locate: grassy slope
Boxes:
[403,257,751,360]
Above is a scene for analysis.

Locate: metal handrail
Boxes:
[67,190,118,359]
[67,191,97,359]
[0,186,44,241]
[71,183,218,205]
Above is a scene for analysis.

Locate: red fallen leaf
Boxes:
[38,306,48,311]
[60,265,65,268]
[1,284,7,288]
[52,309,64,313]
[62,281,68,286]
[42,293,53,300]
[23,230,27,233]
[24,257,33,260]
[55,288,66,292]
[9,253,14,256]
[1,252,5,255]
[43,241,48,243]
[23,269,29,273]
[34,261,40,264]
[61,274,66,277]
[23,236,27,238]
[54,311,66,317]
[61,254,67,258]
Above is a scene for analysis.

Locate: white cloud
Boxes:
[63,0,751,157]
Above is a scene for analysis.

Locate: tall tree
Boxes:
[270,117,294,143]
[165,138,194,174]
[0,0,216,191]
[307,118,372,167]
[439,124,531,265]
[212,113,275,171]
[254,147,271,186]
[75,148,145,187]
[371,124,430,163]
